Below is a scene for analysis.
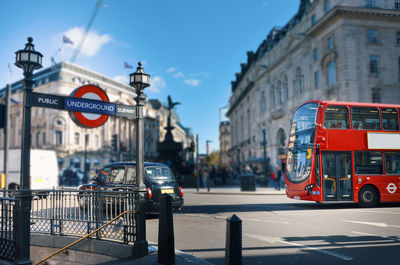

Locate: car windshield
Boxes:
[145,166,175,181]
[107,167,125,183]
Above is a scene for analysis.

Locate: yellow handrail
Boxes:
[34,210,136,265]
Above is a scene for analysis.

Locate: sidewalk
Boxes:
[97,244,214,265]
[184,185,286,196]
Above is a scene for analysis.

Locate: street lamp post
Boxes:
[130,62,150,258]
[262,126,268,186]
[15,37,43,265]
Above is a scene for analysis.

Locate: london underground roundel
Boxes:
[68,85,111,128]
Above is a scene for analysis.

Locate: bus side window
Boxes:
[385,151,400,174]
[323,105,350,129]
[351,107,380,130]
[382,108,399,131]
[354,151,383,175]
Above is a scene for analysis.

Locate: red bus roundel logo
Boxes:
[68,85,110,128]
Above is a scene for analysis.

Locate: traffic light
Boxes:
[0,104,5,129]
[111,134,117,152]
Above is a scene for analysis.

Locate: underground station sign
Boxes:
[32,85,137,128]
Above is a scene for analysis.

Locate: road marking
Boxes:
[183,214,290,224]
[357,210,400,215]
[245,234,353,261]
[342,220,400,228]
[351,231,400,242]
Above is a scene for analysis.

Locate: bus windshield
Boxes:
[287,103,318,183]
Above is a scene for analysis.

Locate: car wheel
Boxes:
[359,185,379,208]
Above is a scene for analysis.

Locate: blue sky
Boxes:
[0,0,299,153]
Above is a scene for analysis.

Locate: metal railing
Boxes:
[0,196,17,262]
[30,189,138,244]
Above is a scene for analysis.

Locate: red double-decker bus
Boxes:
[285,100,400,207]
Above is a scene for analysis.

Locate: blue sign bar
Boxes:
[65,97,116,115]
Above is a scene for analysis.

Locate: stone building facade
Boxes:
[219,121,231,168]
[0,61,194,174]
[227,0,400,173]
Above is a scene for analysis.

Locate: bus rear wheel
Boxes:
[358,186,379,208]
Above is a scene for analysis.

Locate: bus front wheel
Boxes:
[358,186,379,208]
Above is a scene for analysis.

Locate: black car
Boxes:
[78,162,184,214]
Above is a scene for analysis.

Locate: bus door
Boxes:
[322,152,353,201]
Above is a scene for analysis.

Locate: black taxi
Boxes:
[78,162,184,213]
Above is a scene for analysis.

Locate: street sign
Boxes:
[32,92,65,109]
[30,85,137,127]
[116,104,136,119]
[68,85,112,128]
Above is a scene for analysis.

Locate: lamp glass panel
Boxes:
[143,75,149,83]
[30,53,38,63]
[21,52,28,61]
[135,75,142,82]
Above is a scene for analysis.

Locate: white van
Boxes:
[0,149,59,190]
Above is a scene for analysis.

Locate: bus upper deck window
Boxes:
[351,107,380,130]
[382,108,399,131]
[323,105,349,129]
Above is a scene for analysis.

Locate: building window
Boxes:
[398,57,400,81]
[85,134,90,146]
[74,132,80,145]
[314,71,320,88]
[311,14,317,25]
[367,29,378,43]
[324,0,330,12]
[328,61,336,86]
[95,135,99,147]
[55,130,63,145]
[296,68,304,94]
[328,36,334,50]
[313,48,319,61]
[36,132,40,148]
[369,55,380,74]
[365,0,375,7]
[277,81,282,104]
[395,0,400,9]
[284,76,289,101]
[372,88,381,103]
[247,110,251,141]
[259,91,266,113]
[42,132,46,145]
[270,87,276,107]
[396,32,400,45]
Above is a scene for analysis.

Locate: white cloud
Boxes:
[166,67,176,73]
[184,79,201,87]
[149,76,166,93]
[113,75,128,84]
[173,72,184,78]
[63,27,111,57]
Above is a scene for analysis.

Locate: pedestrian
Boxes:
[275,164,282,190]
[270,170,276,188]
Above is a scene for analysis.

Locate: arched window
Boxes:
[284,76,289,101]
[277,81,282,105]
[328,61,336,86]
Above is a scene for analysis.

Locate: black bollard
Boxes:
[225,214,242,265]
[158,194,175,264]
